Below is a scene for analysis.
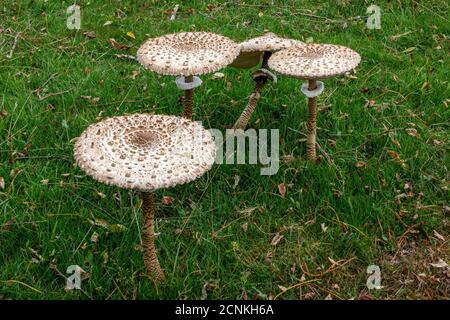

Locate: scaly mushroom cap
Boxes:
[268,43,361,80]
[74,114,216,192]
[137,32,240,76]
[239,32,304,53]
[229,32,304,69]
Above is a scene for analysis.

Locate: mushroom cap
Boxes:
[268,43,361,80]
[239,32,304,53]
[137,32,240,76]
[74,114,216,192]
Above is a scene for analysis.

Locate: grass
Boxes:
[0,0,449,300]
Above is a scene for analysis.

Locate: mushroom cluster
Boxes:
[74,114,216,282]
[71,30,360,287]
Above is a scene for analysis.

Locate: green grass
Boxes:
[0,0,449,300]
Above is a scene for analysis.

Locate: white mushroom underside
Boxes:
[74,114,216,192]
[268,43,361,79]
[137,32,240,76]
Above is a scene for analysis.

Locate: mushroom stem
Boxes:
[306,79,318,162]
[183,75,194,119]
[233,78,267,130]
[141,192,165,283]
[261,51,272,68]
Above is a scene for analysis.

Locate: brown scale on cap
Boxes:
[74,114,216,192]
[268,43,361,80]
[137,32,240,76]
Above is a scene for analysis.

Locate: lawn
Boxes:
[0,0,449,300]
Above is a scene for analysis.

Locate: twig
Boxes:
[273,279,320,300]
[6,32,20,58]
[300,256,357,278]
[37,90,71,101]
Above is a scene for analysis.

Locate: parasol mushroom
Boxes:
[230,32,304,130]
[268,43,360,162]
[74,114,216,283]
[137,32,239,119]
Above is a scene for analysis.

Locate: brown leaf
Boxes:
[430,258,448,269]
[433,230,445,242]
[233,175,240,189]
[0,216,16,232]
[90,232,99,243]
[271,233,284,246]
[405,128,420,138]
[278,183,286,198]
[162,196,173,205]
[277,285,288,292]
[130,70,140,80]
[109,38,130,50]
[355,161,368,168]
[364,100,376,108]
[83,31,96,39]
[421,81,430,90]
[387,150,405,165]
[388,132,401,148]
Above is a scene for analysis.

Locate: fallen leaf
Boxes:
[364,99,376,108]
[281,154,295,164]
[97,192,106,199]
[430,258,448,269]
[233,175,240,189]
[387,150,406,165]
[130,70,140,80]
[405,128,420,138]
[388,132,401,148]
[103,21,113,26]
[162,196,173,205]
[278,183,286,198]
[433,230,445,242]
[102,250,109,265]
[212,72,224,79]
[109,38,130,50]
[110,224,127,233]
[271,233,284,246]
[421,81,430,90]
[83,31,96,39]
[0,176,4,190]
[0,216,16,232]
[355,161,368,168]
[402,47,416,54]
[278,285,288,292]
[126,31,136,39]
[321,223,328,233]
[90,232,99,243]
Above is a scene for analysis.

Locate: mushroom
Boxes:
[137,32,239,119]
[268,44,361,161]
[230,32,304,130]
[74,114,216,282]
